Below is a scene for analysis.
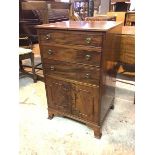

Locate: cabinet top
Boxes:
[35,21,122,32]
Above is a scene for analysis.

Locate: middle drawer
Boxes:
[43,59,100,85]
[41,46,101,66]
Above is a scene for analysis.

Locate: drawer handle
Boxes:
[50,66,55,71]
[45,34,51,40]
[85,54,91,60]
[48,49,54,55]
[85,73,91,79]
[85,37,92,44]
[63,85,70,91]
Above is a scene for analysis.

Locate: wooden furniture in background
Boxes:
[20,0,71,23]
[19,36,37,82]
[85,15,116,21]
[110,0,130,12]
[36,21,122,138]
[111,0,130,2]
[116,26,135,103]
[124,11,135,26]
[19,0,72,39]
[115,26,135,89]
[21,1,49,23]
[106,11,135,26]
[107,11,126,24]
[119,26,135,69]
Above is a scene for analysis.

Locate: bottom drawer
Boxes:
[43,59,100,85]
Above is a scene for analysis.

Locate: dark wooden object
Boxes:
[120,26,135,64]
[19,0,71,39]
[85,15,116,21]
[124,11,135,26]
[115,26,135,66]
[116,26,135,103]
[116,26,135,80]
[110,0,130,12]
[36,21,122,138]
[19,36,37,82]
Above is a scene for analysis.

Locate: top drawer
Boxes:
[38,30,103,48]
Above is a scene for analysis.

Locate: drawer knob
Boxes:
[45,34,51,40]
[85,73,91,79]
[63,85,70,91]
[85,54,91,60]
[48,49,54,55]
[85,37,92,44]
[50,66,55,71]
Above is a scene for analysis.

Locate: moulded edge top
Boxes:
[35,21,123,32]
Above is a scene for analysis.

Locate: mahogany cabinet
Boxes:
[36,21,122,138]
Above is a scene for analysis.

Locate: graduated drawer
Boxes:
[43,59,100,85]
[38,30,102,47]
[41,45,101,66]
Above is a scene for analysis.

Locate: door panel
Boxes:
[46,78,72,113]
[72,84,99,122]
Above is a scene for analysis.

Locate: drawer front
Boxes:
[43,60,100,85]
[39,30,102,47]
[41,46,101,66]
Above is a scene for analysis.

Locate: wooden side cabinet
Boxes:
[36,21,122,138]
[125,12,135,26]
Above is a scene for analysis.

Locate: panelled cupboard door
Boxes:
[72,84,99,122]
[45,78,72,113]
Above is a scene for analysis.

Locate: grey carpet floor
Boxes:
[19,77,135,155]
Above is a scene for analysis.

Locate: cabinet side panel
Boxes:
[100,24,122,124]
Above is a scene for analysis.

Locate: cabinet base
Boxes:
[48,110,102,139]
[110,98,115,110]
[94,130,102,139]
[87,123,102,139]
[48,114,54,120]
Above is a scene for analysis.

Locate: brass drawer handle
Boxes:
[85,37,92,44]
[50,66,55,71]
[85,73,91,79]
[45,34,51,40]
[63,85,70,91]
[85,54,91,60]
[48,49,54,55]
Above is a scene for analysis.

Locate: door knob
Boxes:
[50,66,55,71]
[85,73,91,79]
[85,37,92,44]
[48,49,54,55]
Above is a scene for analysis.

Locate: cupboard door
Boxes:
[45,78,72,113]
[72,85,99,122]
